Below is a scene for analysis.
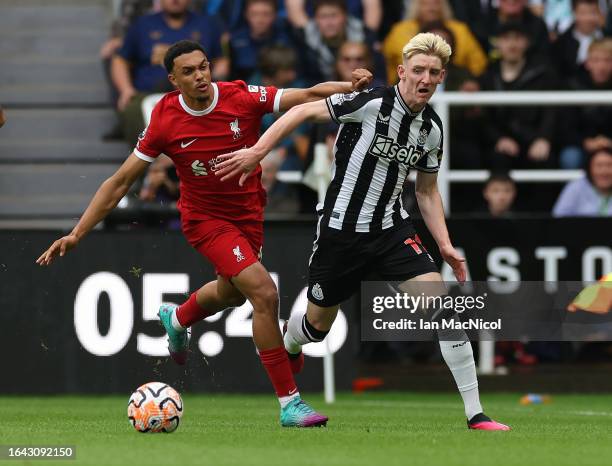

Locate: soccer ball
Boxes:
[127,382,183,433]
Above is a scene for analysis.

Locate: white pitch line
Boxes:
[337,400,612,417]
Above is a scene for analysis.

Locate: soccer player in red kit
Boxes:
[37,40,373,427]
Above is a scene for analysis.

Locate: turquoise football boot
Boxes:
[158,304,190,365]
[280,397,328,427]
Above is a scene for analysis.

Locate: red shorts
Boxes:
[182,218,263,279]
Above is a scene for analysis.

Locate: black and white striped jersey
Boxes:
[322,85,443,233]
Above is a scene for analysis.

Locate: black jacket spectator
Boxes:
[480,58,558,168]
[561,68,612,150]
[485,5,551,60]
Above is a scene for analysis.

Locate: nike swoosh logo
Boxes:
[289,388,298,395]
[181,139,197,148]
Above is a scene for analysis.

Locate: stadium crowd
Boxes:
[99,0,612,218]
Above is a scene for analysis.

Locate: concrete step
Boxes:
[0,108,130,161]
[0,5,109,32]
[2,59,107,88]
[0,139,130,163]
[0,33,107,58]
[1,108,121,140]
[0,2,110,104]
[0,84,109,106]
[0,193,98,217]
[0,163,120,216]
[0,219,82,229]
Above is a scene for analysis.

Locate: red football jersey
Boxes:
[134,81,283,222]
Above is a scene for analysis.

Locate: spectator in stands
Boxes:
[138,154,181,228]
[285,0,383,33]
[334,41,385,86]
[288,0,381,83]
[111,0,227,145]
[139,155,179,203]
[558,38,612,168]
[484,0,551,60]
[250,46,309,211]
[482,172,517,218]
[553,149,612,216]
[532,0,575,37]
[382,0,487,84]
[0,105,6,128]
[100,0,160,140]
[421,21,486,168]
[552,0,605,80]
[204,0,286,32]
[480,22,558,169]
[228,0,292,80]
[101,0,159,65]
[298,40,383,213]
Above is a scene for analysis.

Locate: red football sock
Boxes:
[176,292,213,327]
[259,346,298,398]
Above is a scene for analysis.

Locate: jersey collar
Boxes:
[394,85,423,116]
[178,83,219,116]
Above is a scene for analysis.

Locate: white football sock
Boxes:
[279,392,300,408]
[438,339,483,420]
[170,309,185,331]
[284,309,309,354]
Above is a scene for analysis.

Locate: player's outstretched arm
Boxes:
[278,68,373,111]
[216,99,331,186]
[36,153,149,266]
[415,171,466,284]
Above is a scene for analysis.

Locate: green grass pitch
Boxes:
[1,392,611,466]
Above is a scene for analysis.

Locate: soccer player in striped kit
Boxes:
[216,33,511,431]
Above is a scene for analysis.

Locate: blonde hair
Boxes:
[406,0,454,22]
[588,37,612,56]
[402,32,452,66]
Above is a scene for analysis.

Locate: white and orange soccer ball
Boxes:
[127,382,184,433]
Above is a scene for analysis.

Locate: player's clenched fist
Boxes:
[36,234,79,266]
[351,68,373,91]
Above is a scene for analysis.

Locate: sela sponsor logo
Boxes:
[368,133,423,166]
[311,283,324,301]
[230,118,242,140]
[181,138,197,149]
[233,245,245,262]
[191,160,208,176]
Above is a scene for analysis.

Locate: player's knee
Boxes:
[217,285,247,307]
[250,284,279,315]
